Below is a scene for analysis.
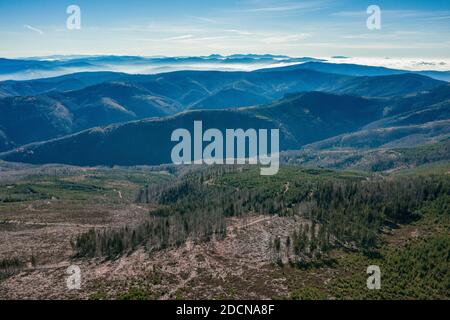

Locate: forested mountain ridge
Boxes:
[2,86,449,166]
[0,68,446,153]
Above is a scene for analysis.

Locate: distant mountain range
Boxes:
[1,55,450,81]
[0,66,445,151]
[0,71,126,97]
[0,56,449,167]
[0,55,325,81]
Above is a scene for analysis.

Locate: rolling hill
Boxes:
[364,100,450,130]
[190,87,271,110]
[0,67,446,152]
[3,80,449,166]
[283,137,450,172]
[2,66,444,100]
[0,82,182,151]
[304,120,450,150]
[0,72,126,97]
[302,85,450,151]
[0,91,390,165]
[258,61,450,82]
[329,73,444,98]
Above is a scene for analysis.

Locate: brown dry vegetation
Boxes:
[0,162,448,300]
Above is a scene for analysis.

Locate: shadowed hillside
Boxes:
[0,69,445,152]
[0,92,388,165]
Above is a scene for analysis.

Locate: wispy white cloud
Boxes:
[332,9,450,19]
[24,24,43,35]
[146,24,204,33]
[240,0,333,13]
[224,29,255,36]
[189,16,216,23]
[164,34,194,41]
[261,33,310,44]
[341,31,427,40]
[425,15,450,21]
[189,36,229,41]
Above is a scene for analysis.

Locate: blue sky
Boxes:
[0,0,449,58]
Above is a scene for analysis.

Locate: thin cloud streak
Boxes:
[239,0,334,13]
[165,34,194,41]
[24,25,43,35]
[332,9,450,19]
